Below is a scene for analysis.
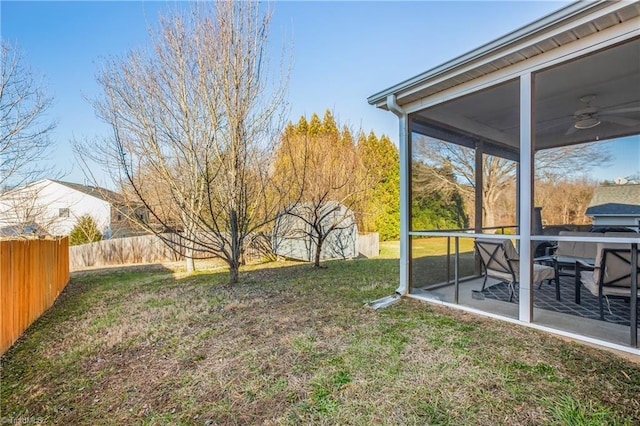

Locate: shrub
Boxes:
[69,215,102,246]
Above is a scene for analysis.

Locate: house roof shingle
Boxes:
[51,180,126,205]
[585,184,640,216]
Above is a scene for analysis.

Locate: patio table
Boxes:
[534,255,595,301]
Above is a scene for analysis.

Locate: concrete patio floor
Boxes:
[410,276,637,352]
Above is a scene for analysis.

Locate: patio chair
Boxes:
[475,238,556,302]
[575,243,640,321]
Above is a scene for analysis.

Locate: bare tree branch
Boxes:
[413,134,610,228]
[0,42,56,189]
[273,120,370,267]
[74,2,291,283]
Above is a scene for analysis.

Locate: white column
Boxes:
[519,73,534,322]
[398,113,410,295]
[474,140,483,234]
[387,95,410,295]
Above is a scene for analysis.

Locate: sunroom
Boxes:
[368,1,640,355]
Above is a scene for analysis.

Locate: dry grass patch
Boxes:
[1,258,639,425]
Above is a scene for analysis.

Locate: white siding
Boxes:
[592,216,640,227]
[0,180,111,236]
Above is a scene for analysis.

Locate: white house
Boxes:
[0,179,148,238]
[586,184,640,230]
[368,1,640,352]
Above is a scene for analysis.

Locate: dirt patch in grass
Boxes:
[2,258,640,425]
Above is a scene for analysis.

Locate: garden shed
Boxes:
[272,201,358,261]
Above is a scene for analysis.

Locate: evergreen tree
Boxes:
[340,125,354,149]
[68,214,103,246]
[307,113,322,136]
[283,121,295,139]
[276,110,467,244]
[358,132,400,240]
[321,109,339,138]
[273,111,369,267]
[296,116,308,135]
[411,162,468,230]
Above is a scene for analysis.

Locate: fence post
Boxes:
[454,236,460,304]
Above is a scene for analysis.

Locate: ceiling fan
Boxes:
[566,94,640,135]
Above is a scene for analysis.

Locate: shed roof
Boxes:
[585,184,640,216]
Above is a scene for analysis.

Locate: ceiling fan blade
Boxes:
[601,115,640,126]
[535,115,574,130]
[602,106,640,114]
[564,125,578,136]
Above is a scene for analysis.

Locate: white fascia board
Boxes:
[368,1,632,108]
[590,214,640,217]
[402,18,640,115]
[0,179,50,198]
[368,0,603,104]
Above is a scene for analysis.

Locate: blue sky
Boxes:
[2,1,637,187]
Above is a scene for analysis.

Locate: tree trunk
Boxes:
[185,248,195,273]
[314,235,324,267]
[229,262,239,284]
[229,209,240,284]
[182,209,197,273]
[482,187,504,232]
[482,203,497,232]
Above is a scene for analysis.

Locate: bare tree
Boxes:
[273,200,358,266]
[0,42,56,189]
[273,120,370,267]
[75,2,290,283]
[535,178,596,225]
[414,135,609,228]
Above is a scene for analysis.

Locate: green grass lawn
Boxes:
[379,236,475,259]
[1,244,640,425]
[383,237,477,286]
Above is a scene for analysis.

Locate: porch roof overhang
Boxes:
[368,1,638,109]
[368,1,640,154]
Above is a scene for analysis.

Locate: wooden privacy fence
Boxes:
[1,237,70,355]
[69,233,271,269]
[71,232,380,270]
[69,233,182,270]
[357,233,380,258]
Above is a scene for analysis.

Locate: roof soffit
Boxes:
[368,1,640,108]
